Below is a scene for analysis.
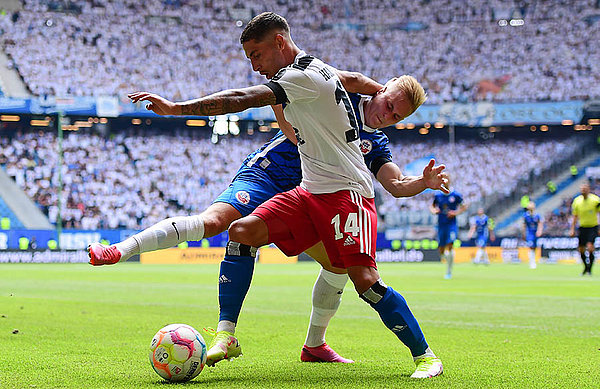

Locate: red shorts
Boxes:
[251,186,377,268]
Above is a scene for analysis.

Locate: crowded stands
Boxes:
[0,130,582,229]
[0,0,598,102]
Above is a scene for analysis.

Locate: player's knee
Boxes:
[587,242,595,251]
[200,203,242,237]
[228,218,266,247]
[228,220,249,243]
[347,266,380,294]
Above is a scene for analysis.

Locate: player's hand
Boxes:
[447,210,457,218]
[422,159,449,194]
[431,207,441,215]
[128,92,180,116]
[569,229,575,237]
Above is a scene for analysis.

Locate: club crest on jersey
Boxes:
[235,191,251,205]
[449,196,455,203]
[359,139,372,155]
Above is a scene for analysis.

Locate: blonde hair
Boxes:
[390,75,427,119]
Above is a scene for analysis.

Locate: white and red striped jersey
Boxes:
[265,51,374,199]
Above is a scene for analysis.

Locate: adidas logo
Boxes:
[392,325,407,332]
[219,275,231,284]
[343,235,355,246]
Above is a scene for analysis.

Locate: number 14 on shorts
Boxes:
[331,213,360,239]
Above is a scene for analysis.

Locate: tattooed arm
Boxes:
[128,85,277,116]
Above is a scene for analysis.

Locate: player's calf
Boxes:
[359,278,442,377]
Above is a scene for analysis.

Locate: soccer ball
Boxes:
[149,324,207,382]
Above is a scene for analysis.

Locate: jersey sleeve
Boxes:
[265,67,320,105]
[362,130,392,176]
[433,194,440,206]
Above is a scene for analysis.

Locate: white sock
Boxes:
[217,320,236,334]
[475,248,483,263]
[414,347,436,361]
[529,250,536,267]
[305,269,348,347]
[115,215,205,261]
[483,250,489,264]
[447,250,454,275]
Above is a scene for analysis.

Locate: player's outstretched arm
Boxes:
[128,85,277,116]
[376,159,449,198]
[336,70,383,95]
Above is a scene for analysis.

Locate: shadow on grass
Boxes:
[149,363,416,387]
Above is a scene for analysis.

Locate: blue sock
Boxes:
[361,280,428,357]
[218,241,257,324]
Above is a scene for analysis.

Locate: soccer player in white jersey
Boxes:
[126,12,444,378]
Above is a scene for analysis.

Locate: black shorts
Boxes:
[578,226,597,246]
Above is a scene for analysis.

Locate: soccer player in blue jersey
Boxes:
[467,208,494,265]
[430,177,467,279]
[90,77,448,367]
[523,202,544,269]
[92,12,449,378]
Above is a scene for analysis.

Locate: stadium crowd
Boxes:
[0,0,598,103]
[0,129,582,229]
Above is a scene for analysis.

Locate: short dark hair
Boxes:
[240,12,290,44]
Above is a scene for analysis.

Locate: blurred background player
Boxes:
[569,183,600,276]
[467,207,494,265]
[430,176,467,279]
[523,202,544,269]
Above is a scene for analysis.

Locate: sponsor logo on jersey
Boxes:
[359,139,373,155]
[343,235,356,246]
[235,191,251,205]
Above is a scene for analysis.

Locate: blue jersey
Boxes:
[524,211,542,248]
[473,215,489,238]
[215,93,392,216]
[524,212,542,235]
[433,191,464,227]
[239,130,301,193]
[471,214,489,247]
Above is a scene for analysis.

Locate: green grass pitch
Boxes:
[1,262,598,388]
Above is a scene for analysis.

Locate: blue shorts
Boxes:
[526,232,537,248]
[475,232,489,248]
[213,171,286,217]
[438,224,458,247]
